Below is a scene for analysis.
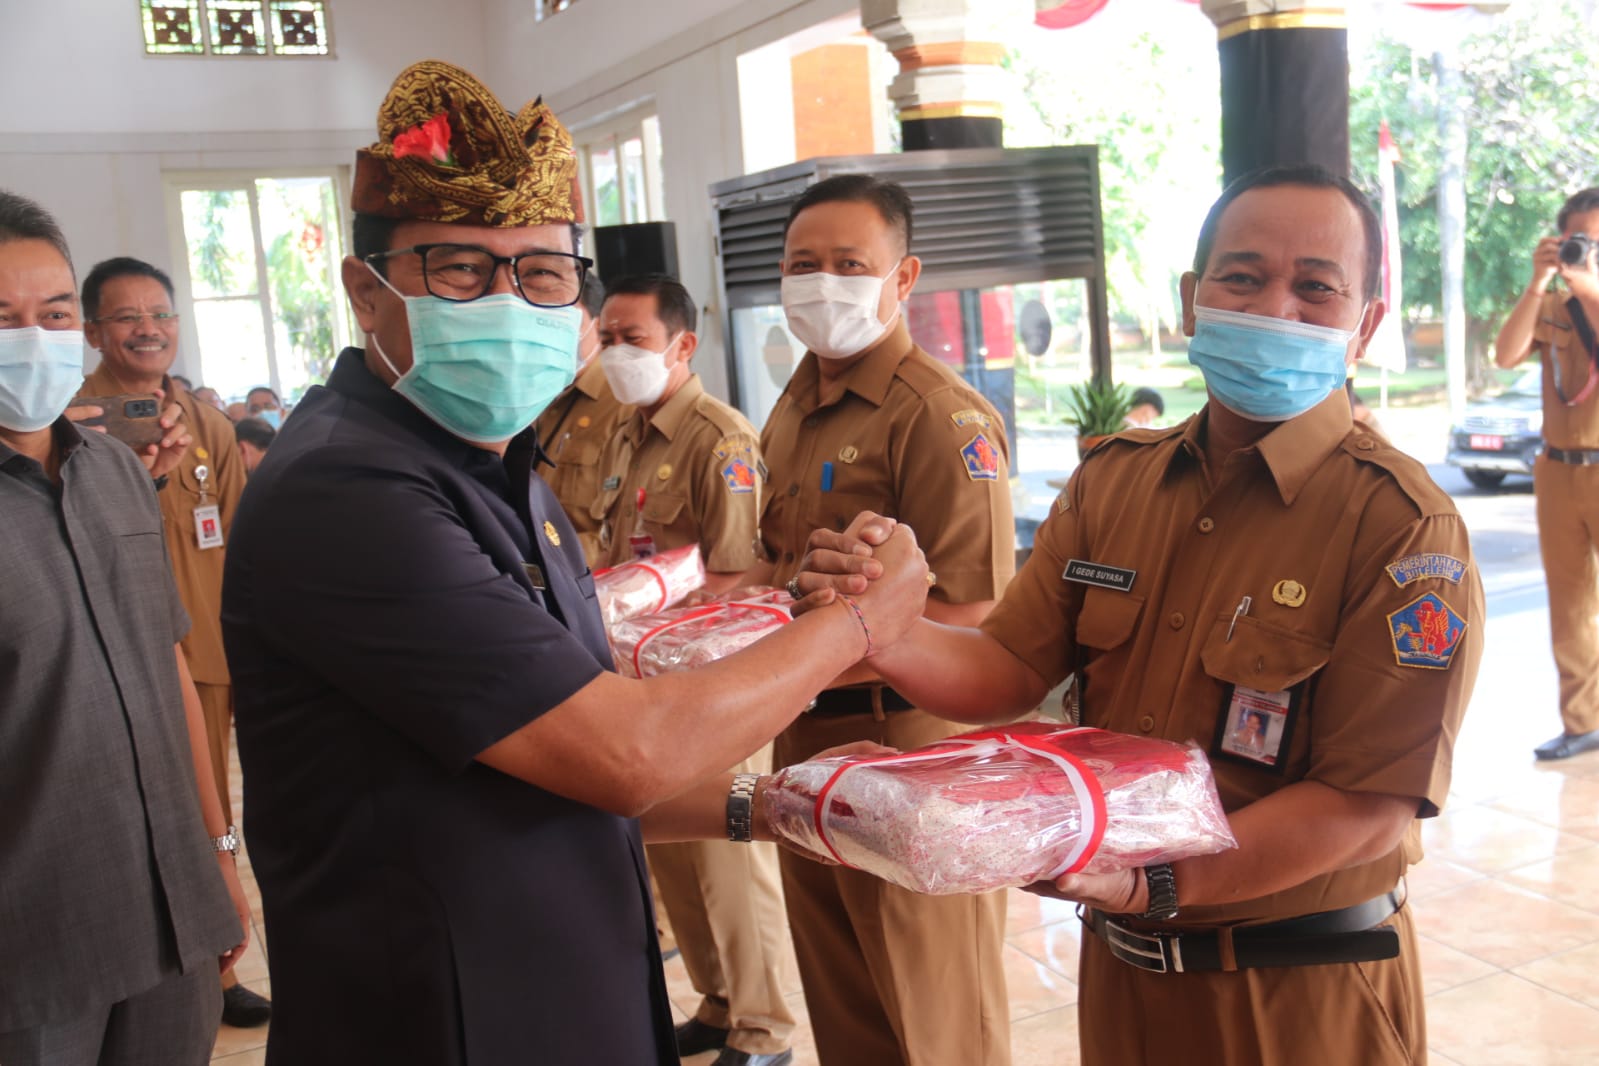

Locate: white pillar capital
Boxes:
[860,0,1031,124]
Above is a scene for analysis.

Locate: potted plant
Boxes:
[1063,380,1135,458]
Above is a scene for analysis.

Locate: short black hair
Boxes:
[247,385,280,405]
[235,416,277,451]
[1129,386,1164,415]
[784,174,913,256]
[171,374,193,390]
[353,212,587,274]
[0,189,73,273]
[82,257,176,321]
[1558,188,1599,234]
[1192,164,1383,302]
[605,273,697,335]
[579,271,606,320]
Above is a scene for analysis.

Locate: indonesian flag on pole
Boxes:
[1366,119,1409,373]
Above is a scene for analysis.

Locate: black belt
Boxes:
[1082,891,1403,974]
[806,686,915,718]
[1546,446,1599,465]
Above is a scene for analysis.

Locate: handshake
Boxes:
[787,511,932,658]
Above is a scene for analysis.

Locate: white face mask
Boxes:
[599,332,682,407]
[780,261,901,361]
[0,327,86,433]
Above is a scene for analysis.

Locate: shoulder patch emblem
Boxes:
[1387,592,1466,670]
[961,432,1000,481]
[1386,553,1467,588]
[722,457,756,495]
[950,408,992,430]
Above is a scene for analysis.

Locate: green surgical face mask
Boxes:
[369,264,578,444]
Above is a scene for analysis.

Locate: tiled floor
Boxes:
[210,607,1599,1064]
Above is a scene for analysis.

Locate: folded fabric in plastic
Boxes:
[763,723,1236,895]
[594,544,705,627]
[610,588,792,678]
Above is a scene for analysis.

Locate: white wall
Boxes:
[0,0,489,379]
[480,0,861,404]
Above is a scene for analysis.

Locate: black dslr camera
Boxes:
[1560,233,1596,270]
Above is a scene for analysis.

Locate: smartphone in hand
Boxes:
[75,393,165,450]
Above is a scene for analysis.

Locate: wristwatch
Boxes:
[726,773,760,842]
[1141,863,1178,921]
[211,825,239,857]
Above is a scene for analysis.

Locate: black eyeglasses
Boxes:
[366,243,593,308]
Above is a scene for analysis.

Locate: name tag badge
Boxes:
[1213,685,1297,770]
[602,475,622,491]
[1062,558,1136,593]
[194,504,224,550]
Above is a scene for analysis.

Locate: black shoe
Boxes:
[674,1018,729,1057]
[1534,730,1599,760]
[712,1049,793,1066]
[220,984,272,1028]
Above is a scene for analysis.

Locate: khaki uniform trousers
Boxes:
[774,707,1011,1066]
[192,681,233,826]
[1535,454,1599,735]
[1078,903,1424,1065]
[647,746,795,1056]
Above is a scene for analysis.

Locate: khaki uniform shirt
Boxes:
[534,363,631,566]
[761,318,1015,601]
[1531,290,1599,449]
[81,366,246,685]
[594,375,763,574]
[983,391,1484,926]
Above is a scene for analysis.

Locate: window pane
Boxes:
[622,136,646,224]
[269,0,329,55]
[589,143,621,227]
[192,298,271,401]
[180,189,260,299]
[208,1,267,55]
[257,177,343,394]
[143,2,204,54]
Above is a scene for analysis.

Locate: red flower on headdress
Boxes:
[393,111,456,166]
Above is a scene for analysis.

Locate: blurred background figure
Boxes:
[1125,386,1165,427]
[235,417,276,475]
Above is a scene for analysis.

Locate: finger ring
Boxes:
[926,572,937,587]
[785,578,803,599]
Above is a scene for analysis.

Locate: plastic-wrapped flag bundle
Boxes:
[610,588,792,678]
[594,544,706,627]
[763,723,1236,895]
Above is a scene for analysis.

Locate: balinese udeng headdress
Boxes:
[352,59,584,227]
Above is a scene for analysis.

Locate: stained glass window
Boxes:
[269,1,329,55]
[209,0,266,55]
[141,1,330,57]
[143,1,205,54]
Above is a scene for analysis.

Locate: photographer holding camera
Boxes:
[1495,187,1599,761]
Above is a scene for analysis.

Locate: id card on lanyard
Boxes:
[192,459,223,550]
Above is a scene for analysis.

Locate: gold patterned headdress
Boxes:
[352,60,584,227]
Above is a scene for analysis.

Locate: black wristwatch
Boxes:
[152,474,169,492]
[1142,863,1179,921]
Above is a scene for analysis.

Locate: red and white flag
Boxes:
[1366,119,1409,374]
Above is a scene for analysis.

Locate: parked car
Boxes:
[1445,367,1542,490]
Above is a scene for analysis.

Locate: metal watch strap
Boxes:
[726,773,760,843]
[1142,863,1178,921]
[211,825,239,857]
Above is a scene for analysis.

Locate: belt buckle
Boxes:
[1102,917,1179,974]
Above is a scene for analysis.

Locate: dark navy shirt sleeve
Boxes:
[237,442,604,773]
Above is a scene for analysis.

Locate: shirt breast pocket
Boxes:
[1073,587,1145,710]
[806,491,891,536]
[641,492,691,542]
[1200,614,1332,692]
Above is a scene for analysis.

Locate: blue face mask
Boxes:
[256,408,283,429]
[1187,306,1361,422]
[369,266,578,444]
[0,326,85,433]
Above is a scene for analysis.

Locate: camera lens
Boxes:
[1561,235,1593,266]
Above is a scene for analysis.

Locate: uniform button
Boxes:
[1357,438,1376,452]
[1197,517,1215,534]
[1169,611,1185,630]
[804,415,819,429]
[1138,715,1155,732]
[1255,656,1266,673]
[788,484,800,496]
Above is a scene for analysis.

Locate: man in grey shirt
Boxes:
[0,190,249,1066]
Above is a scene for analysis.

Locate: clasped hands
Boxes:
[787,511,930,657]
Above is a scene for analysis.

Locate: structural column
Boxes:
[861,0,1031,151]
[1201,1,1350,182]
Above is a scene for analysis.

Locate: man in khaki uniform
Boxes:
[592,274,791,1066]
[534,273,625,565]
[803,166,1483,1066]
[79,256,271,1029]
[733,174,1015,1066]
[1493,186,1599,760]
